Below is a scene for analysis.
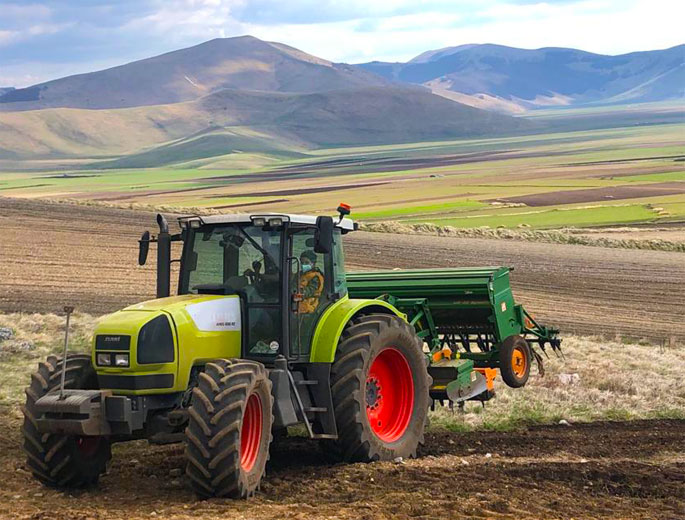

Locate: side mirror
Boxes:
[314,216,334,254]
[138,231,150,266]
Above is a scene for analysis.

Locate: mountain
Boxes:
[0,87,14,96]
[0,35,387,111]
[0,36,535,164]
[0,86,533,163]
[359,44,685,112]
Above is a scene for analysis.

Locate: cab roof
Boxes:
[178,213,355,231]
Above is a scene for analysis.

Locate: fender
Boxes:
[309,295,406,363]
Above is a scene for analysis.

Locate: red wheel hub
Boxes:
[366,348,415,442]
[76,436,100,456]
[240,393,262,472]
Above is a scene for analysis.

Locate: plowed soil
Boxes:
[1,197,684,519]
[1,196,684,342]
[495,182,685,206]
[0,415,682,520]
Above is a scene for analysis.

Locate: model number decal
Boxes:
[186,298,241,332]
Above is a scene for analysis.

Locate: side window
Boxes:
[290,228,330,357]
[291,230,326,311]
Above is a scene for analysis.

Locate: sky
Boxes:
[0,0,683,87]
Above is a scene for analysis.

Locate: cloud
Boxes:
[0,0,682,86]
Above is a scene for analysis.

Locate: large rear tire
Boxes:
[327,314,430,462]
[21,354,111,487]
[185,359,273,499]
[498,335,531,388]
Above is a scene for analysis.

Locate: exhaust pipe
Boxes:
[156,214,171,298]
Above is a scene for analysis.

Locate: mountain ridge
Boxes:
[358,43,685,112]
[0,35,388,111]
[0,85,534,162]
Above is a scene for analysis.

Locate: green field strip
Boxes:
[407,204,660,229]
[617,171,685,183]
[354,200,486,219]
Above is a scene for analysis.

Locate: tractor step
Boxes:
[303,406,327,413]
[311,433,337,440]
[295,379,318,386]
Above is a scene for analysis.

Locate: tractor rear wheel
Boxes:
[327,313,430,462]
[185,359,273,499]
[498,335,531,388]
[21,354,111,487]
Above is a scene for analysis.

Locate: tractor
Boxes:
[22,205,560,498]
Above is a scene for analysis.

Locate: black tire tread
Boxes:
[327,313,430,462]
[499,335,532,388]
[185,359,273,499]
[21,354,111,488]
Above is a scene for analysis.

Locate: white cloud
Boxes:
[244,0,685,62]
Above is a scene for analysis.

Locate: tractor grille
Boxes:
[95,335,131,351]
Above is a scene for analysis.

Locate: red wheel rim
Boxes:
[240,393,262,472]
[76,436,100,456]
[366,348,415,442]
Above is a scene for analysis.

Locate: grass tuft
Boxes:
[361,221,685,253]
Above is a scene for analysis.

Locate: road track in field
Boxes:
[1,196,684,342]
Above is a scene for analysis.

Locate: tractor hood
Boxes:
[92,294,243,395]
[122,294,215,313]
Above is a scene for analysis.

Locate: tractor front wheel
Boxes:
[498,335,531,388]
[22,354,111,487]
[185,359,273,499]
[327,313,430,462]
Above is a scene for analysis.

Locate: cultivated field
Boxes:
[2,197,684,343]
[1,197,684,519]
[1,108,684,231]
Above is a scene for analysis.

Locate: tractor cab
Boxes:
[148,206,356,364]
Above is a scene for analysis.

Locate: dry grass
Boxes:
[362,221,685,252]
[432,335,685,431]
[0,312,98,412]
[1,313,683,431]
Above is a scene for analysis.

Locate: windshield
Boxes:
[184,225,281,303]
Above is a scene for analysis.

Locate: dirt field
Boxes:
[0,414,682,520]
[1,196,684,342]
[496,182,685,206]
[1,196,684,519]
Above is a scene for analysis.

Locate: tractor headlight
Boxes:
[114,354,130,367]
[97,353,112,366]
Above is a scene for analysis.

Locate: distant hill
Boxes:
[0,87,14,96]
[0,36,536,164]
[359,44,685,112]
[0,86,533,163]
[0,35,387,111]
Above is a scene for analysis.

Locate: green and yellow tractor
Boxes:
[22,205,560,498]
